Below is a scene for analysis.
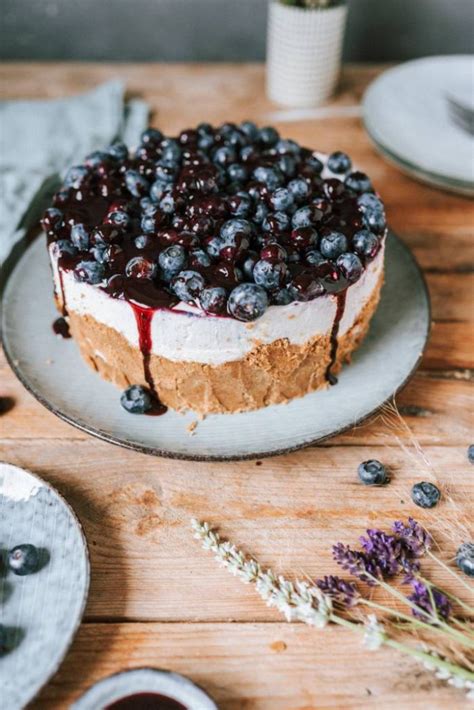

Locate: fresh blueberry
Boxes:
[254,202,269,224]
[159,192,175,214]
[278,154,297,177]
[70,223,90,251]
[468,444,474,463]
[140,128,163,145]
[253,259,287,290]
[107,141,128,161]
[411,481,441,509]
[200,286,227,315]
[107,210,131,228]
[140,196,155,213]
[227,163,248,182]
[357,460,387,485]
[42,207,64,231]
[290,227,318,250]
[273,286,298,305]
[305,249,326,266]
[134,234,151,250]
[125,256,157,281]
[141,212,158,235]
[228,283,268,321]
[213,145,237,166]
[171,270,206,302]
[260,243,288,263]
[8,544,40,575]
[305,155,324,173]
[270,187,294,212]
[228,191,252,217]
[239,120,258,140]
[327,151,352,174]
[253,165,284,190]
[189,248,211,268]
[320,231,348,259]
[155,162,178,184]
[242,251,259,279]
[150,179,168,203]
[292,206,313,229]
[52,239,78,258]
[90,245,107,264]
[358,193,386,232]
[85,150,109,167]
[125,169,149,197]
[221,218,253,241]
[345,171,372,194]
[64,165,89,189]
[288,178,310,202]
[206,236,224,259]
[275,138,300,156]
[336,252,363,283]
[158,245,186,275]
[198,133,215,151]
[455,543,474,577]
[161,138,182,162]
[240,145,256,162]
[262,211,290,233]
[352,229,379,258]
[258,126,279,146]
[120,384,152,414]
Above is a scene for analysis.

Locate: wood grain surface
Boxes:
[0,63,473,710]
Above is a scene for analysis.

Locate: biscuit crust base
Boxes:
[67,275,383,414]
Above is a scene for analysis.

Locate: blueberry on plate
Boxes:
[228,283,268,322]
[468,444,474,463]
[8,544,40,575]
[455,542,474,577]
[327,151,352,174]
[74,260,105,285]
[411,481,441,508]
[357,460,387,485]
[320,231,348,259]
[120,385,152,414]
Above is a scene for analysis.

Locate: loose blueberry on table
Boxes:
[411,482,441,509]
[43,121,386,410]
[468,444,474,464]
[357,460,387,485]
[7,544,41,576]
[455,542,474,577]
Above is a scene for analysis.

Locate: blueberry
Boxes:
[262,211,290,233]
[240,120,258,140]
[213,145,237,166]
[189,248,211,268]
[85,150,109,167]
[91,224,122,246]
[306,249,326,266]
[52,239,78,258]
[42,207,64,231]
[64,165,89,189]
[161,138,182,162]
[227,163,247,183]
[327,151,352,174]
[275,138,300,156]
[158,245,186,275]
[358,460,387,485]
[468,444,474,463]
[125,169,149,197]
[206,236,224,259]
[69,223,90,251]
[345,171,372,194]
[228,283,268,321]
[134,234,151,250]
[290,227,318,250]
[107,141,128,161]
[240,145,256,162]
[107,210,131,228]
[8,544,40,575]
[150,179,168,203]
[254,202,269,224]
[141,213,158,235]
[270,187,294,212]
[198,133,215,151]
[278,155,297,177]
[171,270,206,302]
[200,286,227,315]
[74,260,105,284]
[155,162,177,184]
[253,165,284,190]
[228,191,252,217]
[242,251,259,279]
[456,543,474,577]
[352,229,379,258]
[411,481,441,509]
[253,259,287,290]
[221,218,253,241]
[305,155,324,173]
[260,243,288,263]
[160,192,175,214]
[320,231,348,259]
[288,178,310,202]
[336,252,363,283]
[273,286,298,305]
[120,384,152,414]
[140,196,155,213]
[141,128,163,146]
[292,206,313,229]
[358,193,386,232]
[125,256,157,281]
[90,245,107,264]
[259,126,279,146]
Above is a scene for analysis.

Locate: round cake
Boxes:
[43,122,387,415]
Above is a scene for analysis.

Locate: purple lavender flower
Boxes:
[392,518,432,557]
[359,529,404,578]
[316,575,359,607]
[408,580,451,622]
[332,543,380,585]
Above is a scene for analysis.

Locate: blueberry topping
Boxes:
[8,544,40,575]
[125,169,149,197]
[259,126,279,146]
[64,165,89,189]
[253,165,283,190]
[336,252,363,283]
[140,128,163,145]
[357,460,387,485]
[292,206,314,229]
[171,270,206,303]
[200,286,227,314]
[228,283,268,321]
[52,240,78,258]
[411,481,441,509]
[345,171,372,194]
[107,141,128,161]
[455,543,474,577]
[269,187,294,212]
[352,229,379,258]
[253,259,287,290]
[106,210,131,228]
[74,260,105,284]
[320,231,348,259]
[125,256,157,281]
[327,151,352,174]
[240,120,258,140]
[120,384,152,414]
[221,218,252,241]
[134,234,151,250]
[288,178,310,202]
[158,245,186,275]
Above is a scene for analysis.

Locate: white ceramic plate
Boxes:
[363,56,474,195]
[0,463,90,709]
[2,233,430,461]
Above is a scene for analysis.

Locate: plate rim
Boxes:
[0,461,91,707]
[1,234,431,462]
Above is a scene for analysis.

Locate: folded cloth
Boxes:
[0,80,149,280]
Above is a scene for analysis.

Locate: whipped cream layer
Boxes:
[51,241,384,366]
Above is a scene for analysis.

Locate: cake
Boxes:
[43,122,386,416]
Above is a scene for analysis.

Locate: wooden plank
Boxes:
[34,622,466,709]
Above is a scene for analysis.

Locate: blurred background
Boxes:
[1,0,473,62]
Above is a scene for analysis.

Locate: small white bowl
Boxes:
[72,668,218,710]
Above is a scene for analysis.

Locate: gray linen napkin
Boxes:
[0,80,149,278]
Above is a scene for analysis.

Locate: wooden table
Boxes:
[1,63,473,709]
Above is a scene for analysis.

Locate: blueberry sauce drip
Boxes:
[128,300,168,416]
[325,291,347,385]
[105,692,187,710]
[52,317,71,338]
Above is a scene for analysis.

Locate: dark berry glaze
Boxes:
[105,692,187,710]
[43,127,386,384]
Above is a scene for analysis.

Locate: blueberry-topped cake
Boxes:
[43,122,387,415]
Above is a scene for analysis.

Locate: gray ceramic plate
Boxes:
[363,56,474,196]
[0,463,90,710]
[2,233,430,461]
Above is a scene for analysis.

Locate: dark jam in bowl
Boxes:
[105,692,187,710]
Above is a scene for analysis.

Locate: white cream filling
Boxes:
[50,242,384,366]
